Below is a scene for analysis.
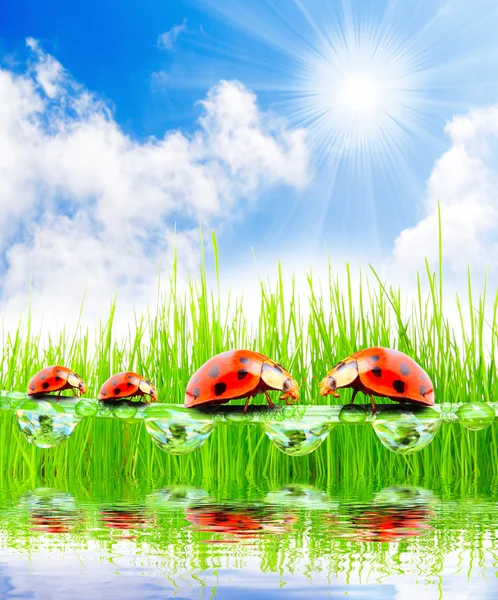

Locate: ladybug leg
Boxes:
[242,396,251,414]
[265,391,275,409]
[57,389,62,402]
[350,390,358,404]
[369,394,378,415]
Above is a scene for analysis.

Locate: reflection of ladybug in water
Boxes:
[100,508,147,530]
[185,350,300,413]
[185,506,296,540]
[30,513,71,534]
[351,507,433,542]
[320,347,434,412]
[326,506,433,543]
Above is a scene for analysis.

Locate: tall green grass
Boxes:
[0,229,497,481]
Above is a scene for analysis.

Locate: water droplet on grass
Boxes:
[339,404,367,424]
[16,402,81,448]
[112,403,137,420]
[372,407,440,454]
[456,402,495,430]
[75,399,99,417]
[145,413,216,454]
[263,419,332,456]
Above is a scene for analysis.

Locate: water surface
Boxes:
[0,476,497,599]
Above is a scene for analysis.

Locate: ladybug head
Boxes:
[319,376,340,398]
[77,378,87,395]
[68,371,87,395]
[280,377,300,404]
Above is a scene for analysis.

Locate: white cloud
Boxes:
[390,105,498,284]
[0,40,308,333]
[157,19,187,50]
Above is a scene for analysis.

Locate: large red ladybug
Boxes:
[185,350,299,413]
[98,371,158,403]
[27,366,87,398]
[319,347,434,412]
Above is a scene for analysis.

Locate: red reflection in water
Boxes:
[100,508,148,540]
[326,506,434,542]
[30,513,73,534]
[185,506,296,543]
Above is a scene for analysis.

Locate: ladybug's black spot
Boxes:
[128,375,134,380]
[371,366,382,378]
[114,387,121,395]
[272,364,283,374]
[42,382,49,390]
[239,357,250,365]
[214,382,227,396]
[399,363,411,376]
[193,376,200,384]
[337,362,352,372]
[369,354,380,363]
[192,387,200,398]
[55,376,61,382]
[101,388,107,396]
[112,379,118,386]
[237,369,248,380]
[209,365,220,378]
[127,382,133,388]
[56,369,62,375]
[29,384,35,391]
[215,514,231,523]
[420,385,428,396]
[420,374,427,382]
[392,380,406,394]
[40,374,46,381]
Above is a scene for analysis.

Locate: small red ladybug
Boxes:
[27,366,87,398]
[98,371,158,403]
[185,349,300,413]
[319,347,434,412]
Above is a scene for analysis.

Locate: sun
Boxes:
[290,23,425,169]
[337,74,381,118]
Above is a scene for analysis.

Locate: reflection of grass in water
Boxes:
[0,474,496,581]
[0,230,497,479]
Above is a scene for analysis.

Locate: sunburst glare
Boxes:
[294,23,426,170]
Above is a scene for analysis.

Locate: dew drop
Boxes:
[16,402,81,448]
[75,399,99,417]
[372,407,440,454]
[145,410,216,454]
[262,419,333,456]
[112,403,138,420]
[456,402,495,430]
[339,404,367,424]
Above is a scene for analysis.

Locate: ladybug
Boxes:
[319,347,434,412]
[98,371,158,403]
[184,350,300,413]
[27,366,87,398]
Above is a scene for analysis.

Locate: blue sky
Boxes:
[2,0,498,326]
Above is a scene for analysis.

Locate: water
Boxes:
[1,476,498,599]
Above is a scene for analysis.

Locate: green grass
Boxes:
[0,228,497,481]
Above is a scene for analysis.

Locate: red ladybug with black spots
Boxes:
[185,350,300,413]
[98,371,158,403]
[319,347,434,412]
[27,366,87,398]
